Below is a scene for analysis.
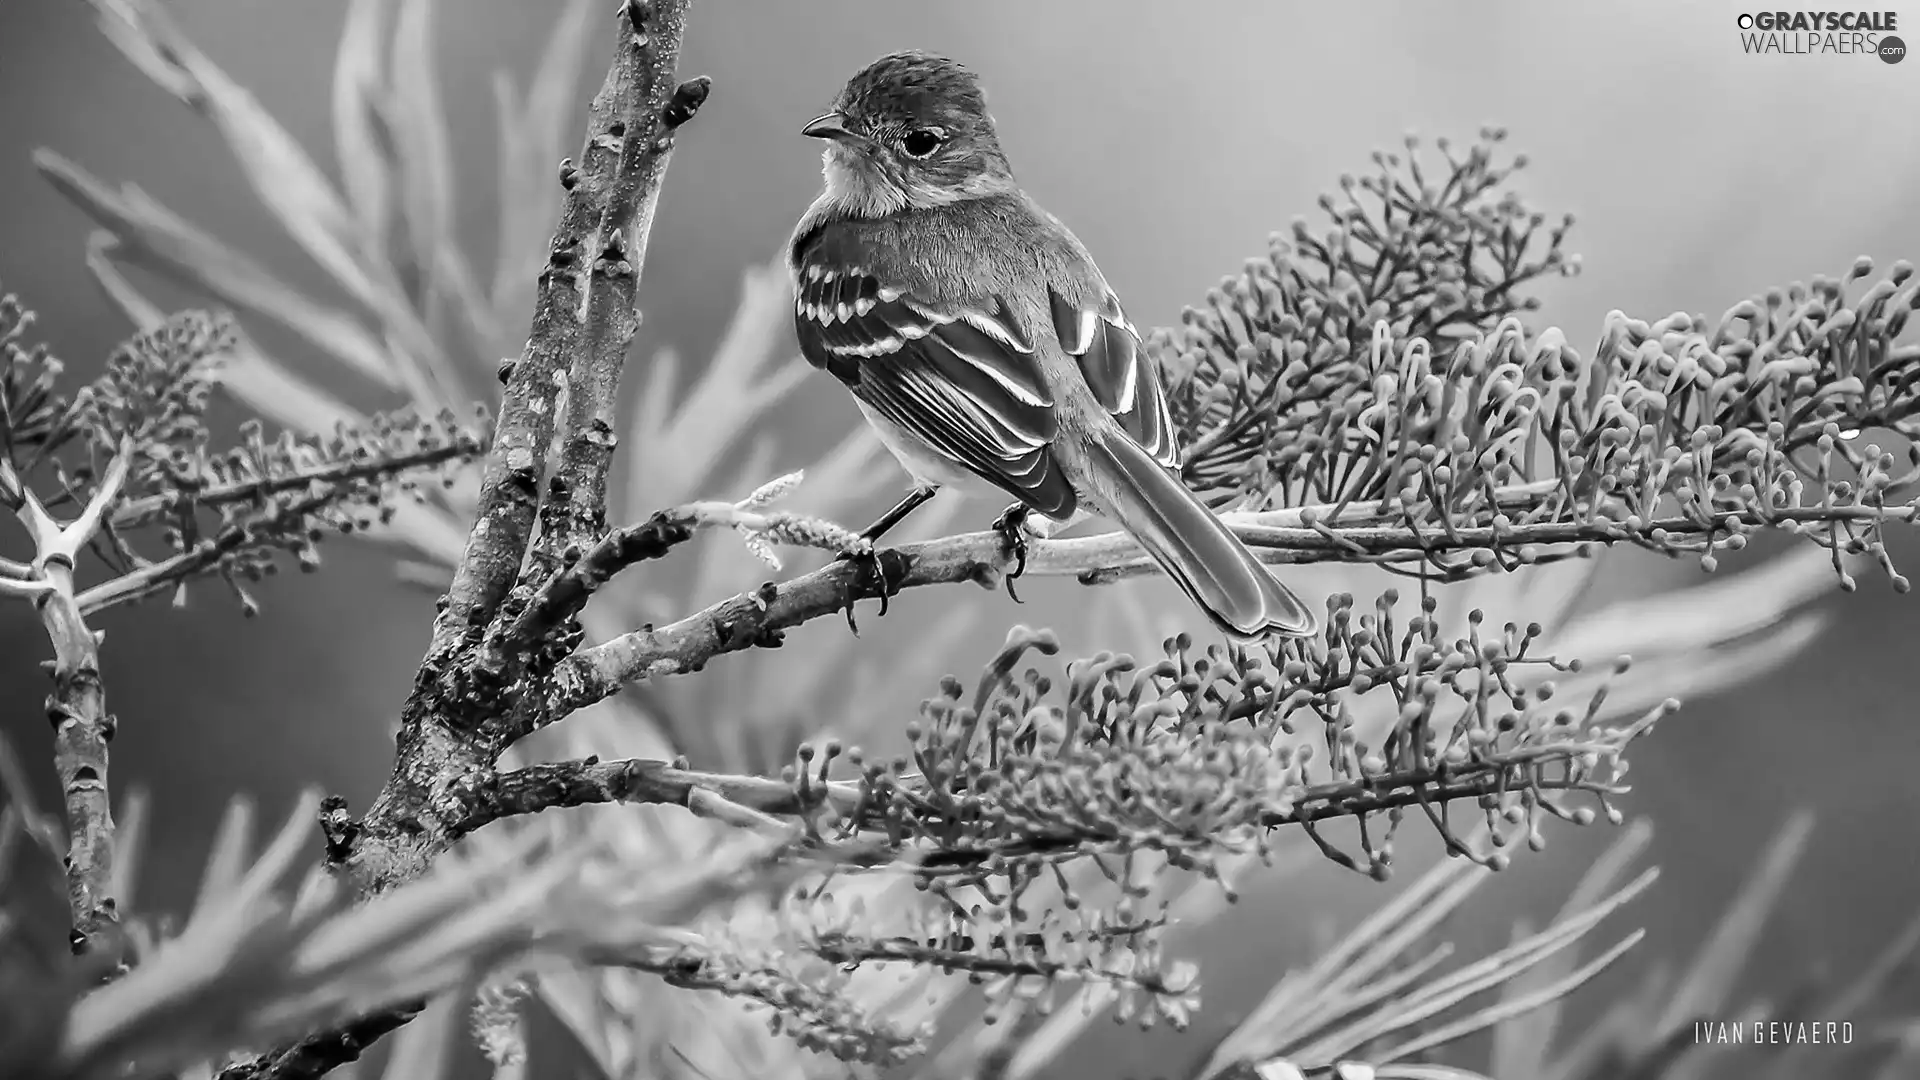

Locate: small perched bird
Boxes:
[786,51,1317,640]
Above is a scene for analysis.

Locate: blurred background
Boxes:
[2,1,1918,1076]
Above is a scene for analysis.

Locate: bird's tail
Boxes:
[1087,431,1318,641]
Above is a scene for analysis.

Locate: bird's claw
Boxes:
[992,505,1030,604]
[834,542,896,632]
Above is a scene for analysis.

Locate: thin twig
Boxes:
[538,489,1897,722]
[478,505,700,672]
[480,492,855,672]
[76,485,349,615]
[444,757,862,837]
[107,440,477,530]
[439,751,1625,860]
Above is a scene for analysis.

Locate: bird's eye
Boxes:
[900,128,945,159]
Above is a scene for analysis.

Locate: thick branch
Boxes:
[536,62,709,577]
[358,0,699,880]
[216,7,704,1080]
[37,567,118,959]
[3,448,133,960]
[425,1,668,656]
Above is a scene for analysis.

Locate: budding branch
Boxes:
[537,485,1907,723]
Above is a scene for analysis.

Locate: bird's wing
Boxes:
[792,239,1077,518]
[1048,286,1180,469]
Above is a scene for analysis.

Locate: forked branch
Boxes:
[0,442,135,961]
[215,5,708,1079]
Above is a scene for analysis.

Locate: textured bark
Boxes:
[538,71,712,573]
[536,493,1920,723]
[210,1007,421,1080]
[36,561,120,960]
[437,753,1626,866]
[349,0,701,888]
[3,448,133,964]
[212,6,707,1078]
[425,2,690,660]
[492,504,697,662]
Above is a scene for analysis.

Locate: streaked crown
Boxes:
[834,51,992,135]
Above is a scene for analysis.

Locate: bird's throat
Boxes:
[819,152,912,219]
[818,148,1007,219]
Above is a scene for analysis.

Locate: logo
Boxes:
[1696,1020,1854,1046]
[1735,10,1906,57]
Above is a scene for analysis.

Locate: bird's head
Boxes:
[804,51,1015,217]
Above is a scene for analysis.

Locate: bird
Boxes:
[785,50,1318,641]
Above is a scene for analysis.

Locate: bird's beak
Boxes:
[802,111,853,141]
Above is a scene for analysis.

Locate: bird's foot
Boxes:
[992,504,1031,603]
[833,540,897,633]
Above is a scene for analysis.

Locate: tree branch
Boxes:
[204,6,706,1079]
[2,443,134,961]
[804,929,1180,990]
[439,749,1630,864]
[535,66,711,577]
[480,478,860,674]
[426,1,682,658]
[106,439,478,531]
[537,483,1909,723]
[445,757,860,837]
[355,0,699,880]
[479,505,698,674]
[74,487,350,615]
[212,1007,421,1080]
[74,439,483,617]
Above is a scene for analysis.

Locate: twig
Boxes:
[439,751,1625,862]
[75,458,473,617]
[478,505,700,672]
[807,932,1180,989]
[684,787,795,836]
[106,440,477,530]
[539,486,1899,721]
[75,488,335,615]
[480,487,858,674]
[213,1006,423,1080]
[443,757,865,837]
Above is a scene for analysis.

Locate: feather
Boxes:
[790,224,1075,517]
[1050,287,1179,468]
